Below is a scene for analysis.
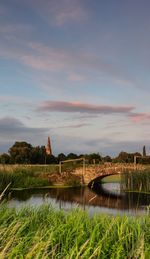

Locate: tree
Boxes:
[103,155,112,162]
[37,146,47,164]
[31,146,44,164]
[114,151,142,163]
[67,153,78,160]
[57,153,66,162]
[46,154,58,164]
[0,153,11,164]
[87,153,102,164]
[143,145,146,157]
[114,151,131,163]
[9,141,33,164]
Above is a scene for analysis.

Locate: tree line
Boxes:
[0,141,149,164]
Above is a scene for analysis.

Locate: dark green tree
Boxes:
[87,153,102,164]
[103,155,112,162]
[114,152,142,163]
[67,153,78,160]
[9,141,33,164]
[31,146,44,164]
[0,153,11,164]
[38,146,47,164]
[46,154,58,164]
[114,151,130,163]
[57,153,66,162]
[143,145,146,157]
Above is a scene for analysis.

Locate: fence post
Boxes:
[134,156,137,170]
[59,161,61,174]
[82,158,85,184]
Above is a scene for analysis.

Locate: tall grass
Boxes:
[0,205,149,258]
[0,164,59,173]
[0,165,81,190]
[0,168,50,190]
[124,169,150,193]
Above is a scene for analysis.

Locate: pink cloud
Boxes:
[0,38,137,88]
[0,36,136,87]
[37,100,134,114]
[130,113,150,123]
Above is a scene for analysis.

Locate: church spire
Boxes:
[45,136,52,155]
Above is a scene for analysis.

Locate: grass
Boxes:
[0,168,50,190]
[0,205,149,258]
[124,169,150,193]
[0,164,59,173]
[0,165,82,190]
[101,174,121,183]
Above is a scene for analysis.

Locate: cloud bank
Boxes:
[37,101,134,114]
[129,113,150,123]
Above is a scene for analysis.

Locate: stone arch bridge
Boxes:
[73,163,144,185]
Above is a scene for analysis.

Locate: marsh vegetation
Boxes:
[0,205,149,258]
[0,164,81,190]
[124,169,150,193]
[0,166,50,190]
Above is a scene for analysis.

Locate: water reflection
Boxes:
[5,183,150,216]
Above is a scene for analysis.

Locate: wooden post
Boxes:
[82,158,85,184]
[59,161,61,174]
[134,156,137,170]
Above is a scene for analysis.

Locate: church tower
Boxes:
[45,136,52,155]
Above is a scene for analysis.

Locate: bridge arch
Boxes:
[74,163,144,185]
[88,172,121,187]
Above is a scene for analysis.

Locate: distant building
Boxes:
[45,136,52,155]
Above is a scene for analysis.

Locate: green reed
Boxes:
[124,169,150,193]
[0,168,50,190]
[0,205,149,258]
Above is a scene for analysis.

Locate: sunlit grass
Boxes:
[0,164,59,173]
[0,205,149,258]
[101,174,121,183]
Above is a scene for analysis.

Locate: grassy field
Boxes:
[101,174,121,183]
[0,164,59,173]
[0,205,149,258]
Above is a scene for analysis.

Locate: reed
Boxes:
[0,205,149,258]
[0,165,82,189]
[124,169,150,192]
[0,168,50,190]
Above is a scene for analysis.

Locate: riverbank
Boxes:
[0,164,149,190]
[0,165,81,190]
[0,205,149,258]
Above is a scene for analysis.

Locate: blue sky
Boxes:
[0,0,150,156]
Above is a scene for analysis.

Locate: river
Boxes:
[5,182,150,216]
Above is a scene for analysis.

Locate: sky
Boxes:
[0,0,150,156]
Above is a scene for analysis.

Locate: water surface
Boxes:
[5,182,150,216]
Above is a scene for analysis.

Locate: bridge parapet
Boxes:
[74,163,145,185]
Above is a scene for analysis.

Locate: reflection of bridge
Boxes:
[11,185,150,212]
[74,164,144,185]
